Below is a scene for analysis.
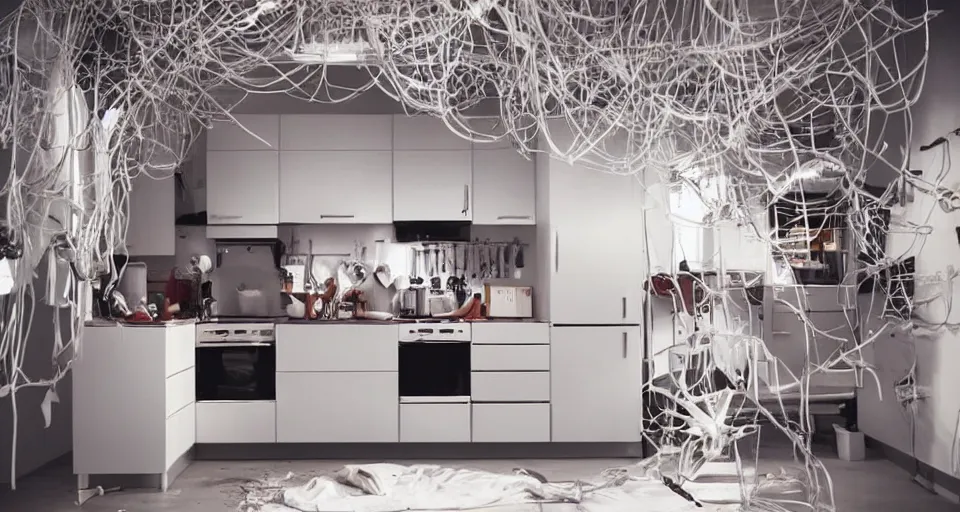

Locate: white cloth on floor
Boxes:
[273,464,728,512]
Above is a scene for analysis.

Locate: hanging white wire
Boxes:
[0,0,945,507]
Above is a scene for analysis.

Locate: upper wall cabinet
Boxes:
[207,151,280,225]
[279,151,393,224]
[472,148,536,225]
[281,115,392,151]
[393,115,472,150]
[393,150,473,221]
[126,171,175,256]
[206,114,280,151]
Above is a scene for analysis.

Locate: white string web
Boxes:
[0,0,945,508]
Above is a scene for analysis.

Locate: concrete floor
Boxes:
[0,440,955,512]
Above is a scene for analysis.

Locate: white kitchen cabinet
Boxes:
[471,372,550,402]
[206,150,279,224]
[196,401,276,443]
[472,148,536,225]
[393,150,473,221]
[538,150,645,324]
[276,372,399,443]
[276,324,397,372]
[279,151,393,224]
[550,326,643,442]
[393,115,471,150]
[126,170,175,256]
[471,322,549,345]
[207,114,280,151]
[73,324,196,490]
[281,115,393,151]
[471,345,550,371]
[472,404,550,443]
[400,403,471,442]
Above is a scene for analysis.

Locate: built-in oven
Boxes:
[195,322,276,402]
[398,322,471,403]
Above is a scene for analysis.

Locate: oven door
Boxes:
[398,341,470,401]
[195,343,276,401]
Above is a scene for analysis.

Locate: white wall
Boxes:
[0,148,74,485]
[859,1,960,475]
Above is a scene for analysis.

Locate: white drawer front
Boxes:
[472,404,550,442]
[471,323,549,345]
[165,368,195,419]
[471,372,550,402]
[196,402,276,443]
[276,372,399,443]
[165,324,195,378]
[400,403,471,442]
[276,324,397,372]
[472,345,549,371]
[165,404,195,467]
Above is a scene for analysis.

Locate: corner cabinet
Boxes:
[73,324,196,491]
[550,326,642,442]
[536,136,645,324]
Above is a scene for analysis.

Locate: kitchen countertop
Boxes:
[85,318,198,328]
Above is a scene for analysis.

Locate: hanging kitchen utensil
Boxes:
[513,237,525,279]
[409,246,418,278]
[487,243,496,279]
[375,264,392,288]
[373,239,384,267]
[434,246,441,276]
[498,245,506,279]
[440,246,447,273]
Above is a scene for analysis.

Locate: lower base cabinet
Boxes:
[400,403,471,442]
[472,403,550,442]
[277,372,399,442]
[550,326,643,442]
[196,401,276,443]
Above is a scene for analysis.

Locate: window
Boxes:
[668,172,726,270]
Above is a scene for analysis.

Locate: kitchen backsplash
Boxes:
[135,223,536,307]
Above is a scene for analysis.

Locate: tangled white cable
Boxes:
[0,1,944,508]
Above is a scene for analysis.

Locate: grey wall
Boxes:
[0,148,73,485]
[858,1,960,475]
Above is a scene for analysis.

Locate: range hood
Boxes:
[393,221,471,243]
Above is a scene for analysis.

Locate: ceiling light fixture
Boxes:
[281,40,378,65]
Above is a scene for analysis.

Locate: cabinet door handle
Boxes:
[555,231,560,272]
[462,185,469,216]
[210,214,243,220]
[320,214,355,219]
[622,332,628,358]
[497,215,532,220]
[622,297,627,319]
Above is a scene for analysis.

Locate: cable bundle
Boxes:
[0,1,945,507]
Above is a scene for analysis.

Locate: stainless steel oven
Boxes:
[398,322,471,403]
[195,322,276,402]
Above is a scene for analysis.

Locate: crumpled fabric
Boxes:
[273,463,731,512]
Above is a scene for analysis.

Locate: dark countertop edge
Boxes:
[85,318,199,328]
[196,318,547,326]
